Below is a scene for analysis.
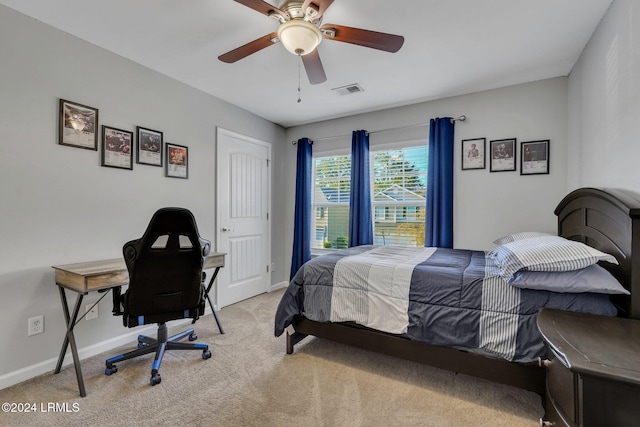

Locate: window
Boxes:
[312,144,428,250]
[372,146,427,247]
[312,154,351,249]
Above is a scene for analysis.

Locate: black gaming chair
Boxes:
[105,207,212,386]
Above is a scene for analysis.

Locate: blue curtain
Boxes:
[348,130,373,247]
[425,118,454,248]
[290,138,313,279]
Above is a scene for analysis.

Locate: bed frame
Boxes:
[285,188,640,397]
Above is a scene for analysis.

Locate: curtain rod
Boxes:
[292,115,466,144]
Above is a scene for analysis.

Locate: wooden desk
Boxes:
[54,253,225,292]
[52,252,225,397]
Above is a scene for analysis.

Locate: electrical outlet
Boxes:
[28,315,44,336]
[85,304,98,320]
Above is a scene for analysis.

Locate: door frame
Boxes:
[215,127,271,307]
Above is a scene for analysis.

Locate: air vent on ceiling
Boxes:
[332,83,364,96]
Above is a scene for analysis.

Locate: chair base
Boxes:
[105,323,211,386]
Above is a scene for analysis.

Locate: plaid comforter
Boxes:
[274,245,617,362]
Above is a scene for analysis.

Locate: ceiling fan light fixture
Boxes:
[277,19,322,56]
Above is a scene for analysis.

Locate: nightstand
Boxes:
[537,308,640,427]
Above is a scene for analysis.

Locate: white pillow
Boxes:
[493,231,555,246]
[488,235,618,281]
[509,264,629,294]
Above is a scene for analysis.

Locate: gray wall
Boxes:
[0,5,285,387]
[568,0,640,195]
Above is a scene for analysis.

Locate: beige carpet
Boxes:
[0,289,543,426]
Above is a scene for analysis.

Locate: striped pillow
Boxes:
[493,231,555,246]
[489,235,618,281]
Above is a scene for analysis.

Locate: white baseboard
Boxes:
[269,282,289,292]
[0,319,197,391]
[269,281,288,292]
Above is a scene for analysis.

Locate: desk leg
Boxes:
[54,287,71,374]
[204,267,225,334]
[55,287,87,397]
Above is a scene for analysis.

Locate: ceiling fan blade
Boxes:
[301,0,334,20]
[233,0,288,21]
[218,32,279,63]
[301,49,327,84]
[320,24,404,53]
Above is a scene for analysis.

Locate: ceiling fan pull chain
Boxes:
[297,55,302,103]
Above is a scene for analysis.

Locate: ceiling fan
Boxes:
[218,0,405,84]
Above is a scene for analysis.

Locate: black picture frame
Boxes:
[490,138,516,172]
[461,138,486,170]
[59,99,99,150]
[165,143,188,179]
[521,140,550,175]
[136,126,163,166]
[101,125,133,170]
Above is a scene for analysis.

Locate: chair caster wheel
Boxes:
[202,349,212,360]
[150,374,161,386]
[105,366,118,376]
[188,333,198,341]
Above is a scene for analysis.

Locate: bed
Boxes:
[274,188,640,397]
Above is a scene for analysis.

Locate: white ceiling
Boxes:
[0,0,612,128]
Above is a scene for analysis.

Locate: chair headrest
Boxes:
[131,207,208,254]
[145,207,200,235]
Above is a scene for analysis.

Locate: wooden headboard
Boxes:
[555,187,640,319]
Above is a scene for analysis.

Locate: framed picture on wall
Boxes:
[166,143,188,179]
[101,125,133,170]
[136,126,163,166]
[521,140,550,175]
[490,138,516,172]
[59,99,99,150]
[461,138,486,170]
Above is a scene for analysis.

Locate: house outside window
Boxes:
[312,144,427,250]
